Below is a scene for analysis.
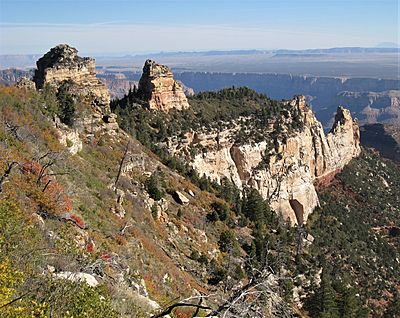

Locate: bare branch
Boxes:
[0,161,19,193]
[115,141,130,190]
[151,302,212,318]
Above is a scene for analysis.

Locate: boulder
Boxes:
[173,191,190,205]
[54,271,99,287]
[15,77,35,90]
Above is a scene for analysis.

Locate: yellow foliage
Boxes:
[0,258,24,307]
[0,258,48,318]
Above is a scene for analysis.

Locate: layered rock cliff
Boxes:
[138,59,189,112]
[169,96,360,224]
[30,45,118,152]
[33,44,111,115]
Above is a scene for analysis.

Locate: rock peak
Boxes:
[142,59,173,79]
[138,60,189,112]
[330,106,356,133]
[33,44,111,114]
[289,95,307,111]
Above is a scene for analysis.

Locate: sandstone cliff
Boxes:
[31,45,118,141]
[170,96,360,224]
[138,59,189,112]
[33,44,111,115]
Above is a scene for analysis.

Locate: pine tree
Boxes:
[146,171,164,201]
[307,268,339,318]
[341,287,359,318]
[319,269,339,318]
[384,290,400,318]
[242,187,268,224]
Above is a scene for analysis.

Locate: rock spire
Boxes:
[138,59,189,112]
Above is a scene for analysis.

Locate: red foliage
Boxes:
[86,238,95,253]
[69,214,86,229]
[47,182,73,212]
[22,161,43,176]
[22,160,73,214]
[101,253,112,262]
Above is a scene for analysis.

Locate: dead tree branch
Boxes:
[0,161,18,193]
[115,141,130,190]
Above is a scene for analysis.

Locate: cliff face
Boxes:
[138,60,189,112]
[33,44,111,115]
[171,96,360,224]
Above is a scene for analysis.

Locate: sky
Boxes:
[0,0,398,55]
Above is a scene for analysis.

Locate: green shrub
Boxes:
[145,171,164,201]
[218,230,236,253]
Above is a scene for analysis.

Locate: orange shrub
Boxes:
[64,213,86,229]
[22,160,73,215]
[174,307,196,318]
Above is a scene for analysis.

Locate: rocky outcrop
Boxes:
[335,90,400,126]
[32,44,120,139]
[138,60,189,112]
[15,77,36,90]
[54,271,99,287]
[171,96,360,224]
[33,44,111,115]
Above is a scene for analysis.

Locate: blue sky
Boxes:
[0,0,398,54]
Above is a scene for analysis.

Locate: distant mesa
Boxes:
[138,59,189,112]
[375,42,399,48]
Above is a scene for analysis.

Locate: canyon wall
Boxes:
[169,96,360,224]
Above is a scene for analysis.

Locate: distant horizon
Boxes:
[1,0,398,55]
[0,45,399,58]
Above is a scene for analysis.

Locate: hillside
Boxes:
[360,123,400,162]
[0,45,399,317]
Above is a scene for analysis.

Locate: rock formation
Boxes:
[171,96,360,224]
[15,77,36,90]
[32,44,119,140]
[138,60,189,112]
[33,44,111,115]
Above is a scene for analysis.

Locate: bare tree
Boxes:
[151,241,295,318]
[0,161,18,193]
[115,141,130,191]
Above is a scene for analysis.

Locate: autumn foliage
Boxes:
[22,160,73,216]
[63,213,86,229]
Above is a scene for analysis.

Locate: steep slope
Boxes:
[306,149,400,316]
[2,47,399,318]
[0,47,302,318]
[360,123,400,162]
